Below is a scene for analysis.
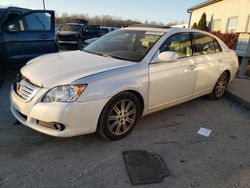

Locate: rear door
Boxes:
[2,10,57,66]
[83,25,100,40]
[192,32,224,94]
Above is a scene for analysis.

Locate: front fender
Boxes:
[75,63,149,108]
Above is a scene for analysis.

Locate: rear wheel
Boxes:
[208,72,229,100]
[98,92,141,140]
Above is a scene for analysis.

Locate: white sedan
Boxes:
[10,25,239,140]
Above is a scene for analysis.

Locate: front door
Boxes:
[149,32,196,108]
[2,10,57,66]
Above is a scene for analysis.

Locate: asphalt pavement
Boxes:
[0,71,250,188]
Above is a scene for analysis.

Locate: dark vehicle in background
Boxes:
[99,27,109,36]
[57,20,101,50]
[57,23,86,49]
[0,7,58,86]
[81,27,118,48]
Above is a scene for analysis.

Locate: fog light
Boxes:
[37,120,65,131]
[53,123,65,131]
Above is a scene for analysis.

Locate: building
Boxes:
[188,0,250,33]
[171,24,189,28]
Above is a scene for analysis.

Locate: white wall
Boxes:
[190,0,250,33]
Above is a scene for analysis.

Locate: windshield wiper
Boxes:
[106,55,127,61]
[83,50,104,57]
[84,50,128,61]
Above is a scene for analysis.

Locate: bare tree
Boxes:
[56,13,141,27]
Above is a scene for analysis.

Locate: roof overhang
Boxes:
[187,0,223,13]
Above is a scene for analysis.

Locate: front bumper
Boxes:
[58,41,78,44]
[10,86,109,137]
[58,40,80,49]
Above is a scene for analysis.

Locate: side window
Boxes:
[23,12,51,31]
[160,33,193,58]
[193,33,219,55]
[3,13,24,32]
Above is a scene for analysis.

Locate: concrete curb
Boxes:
[226,90,250,110]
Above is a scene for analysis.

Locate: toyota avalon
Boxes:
[10,25,239,140]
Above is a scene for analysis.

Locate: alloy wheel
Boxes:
[214,73,228,98]
[108,99,137,136]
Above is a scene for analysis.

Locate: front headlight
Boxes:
[42,84,87,103]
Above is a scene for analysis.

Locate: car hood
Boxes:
[21,51,135,88]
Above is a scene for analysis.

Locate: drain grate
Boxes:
[123,150,169,185]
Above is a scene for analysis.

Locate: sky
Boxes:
[0,0,205,24]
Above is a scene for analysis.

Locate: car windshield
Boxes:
[60,24,82,32]
[84,30,164,62]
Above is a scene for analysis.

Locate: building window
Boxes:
[227,17,238,32]
[247,16,250,33]
[212,19,221,31]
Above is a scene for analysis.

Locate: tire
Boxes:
[77,39,83,50]
[208,71,229,100]
[97,92,141,141]
[0,62,4,87]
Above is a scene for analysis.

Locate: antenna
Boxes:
[42,0,46,10]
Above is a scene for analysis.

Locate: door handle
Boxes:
[39,35,49,39]
[218,59,223,63]
[188,65,196,70]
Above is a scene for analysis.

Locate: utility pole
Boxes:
[237,33,250,78]
[43,0,46,10]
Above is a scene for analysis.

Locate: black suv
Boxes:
[57,22,101,50]
[0,7,58,86]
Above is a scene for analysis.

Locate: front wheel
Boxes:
[208,72,229,100]
[97,92,141,140]
[77,39,83,50]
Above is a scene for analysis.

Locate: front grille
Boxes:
[58,35,76,41]
[14,77,40,102]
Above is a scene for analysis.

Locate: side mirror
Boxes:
[152,51,178,64]
[5,26,18,33]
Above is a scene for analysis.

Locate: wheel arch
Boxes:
[96,89,145,138]
[224,70,231,81]
[104,89,145,117]
[124,90,145,116]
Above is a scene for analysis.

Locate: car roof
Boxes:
[5,6,30,13]
[123,26,214,35]
[123,26,190,33]
[0,7,29,23]
[123,26,230,51]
